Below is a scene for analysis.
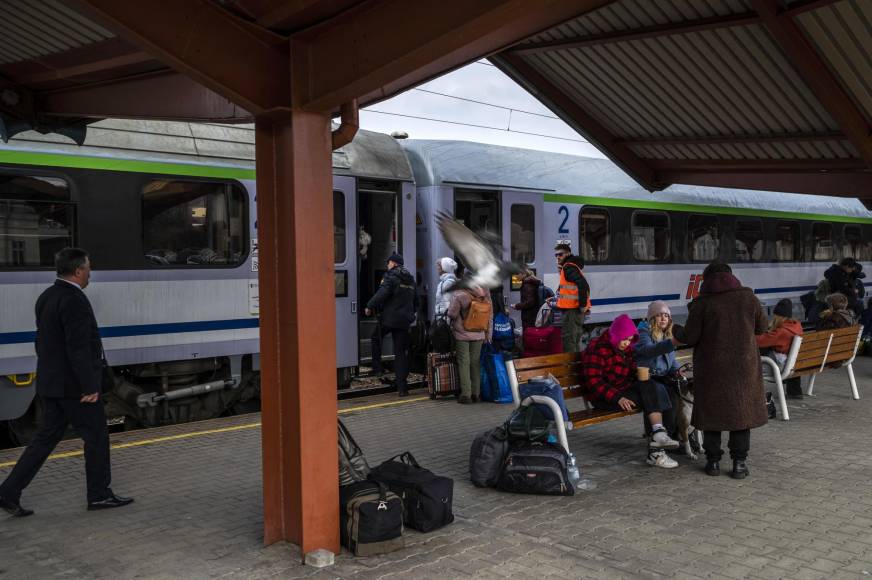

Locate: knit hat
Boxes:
[387,252,404,266]
[646,300,671,320]
[439,257,457,273]
[608,314,639,350]
[774,298,793,318]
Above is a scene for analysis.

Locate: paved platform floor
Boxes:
[2,358,872,579]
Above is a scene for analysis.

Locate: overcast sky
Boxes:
[359,61,607,159]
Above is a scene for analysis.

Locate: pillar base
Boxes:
[304,549,335,568]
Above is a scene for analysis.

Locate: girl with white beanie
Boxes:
[434,257,458,317]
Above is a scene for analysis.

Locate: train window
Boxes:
[775,221,800,261]
[842,225,872,261]
[632,211,670,262]
[735,219,763,262]
[334,190,346,264]
[579,207,609,262]
[142,180,246,267]
[510,204,535,264]
[0,174,75,268]
[688,215,719,262]
[812,222,833,261]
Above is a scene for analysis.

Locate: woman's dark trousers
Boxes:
[703,430,750,461]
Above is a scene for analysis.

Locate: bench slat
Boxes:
[569,408,637,428]
[511,352,577,371]
[515,366,581,383]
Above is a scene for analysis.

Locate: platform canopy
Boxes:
[0,0,869,205]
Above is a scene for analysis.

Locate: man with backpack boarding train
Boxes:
[554,243,591,352]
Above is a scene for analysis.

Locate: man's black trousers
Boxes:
[703,429,751,462]
[0,396,112,503]
[371,325,410,394]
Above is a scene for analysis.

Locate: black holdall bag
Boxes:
[469,424,510,488]
[369,451,454,533]
[338,418,371,486]
[506,404,551,443]
[497,440,574,496]
[429,315,454,354]
[339,480,404,557]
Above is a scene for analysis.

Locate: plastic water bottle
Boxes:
[547,433,557,444]
[566,452,581,488]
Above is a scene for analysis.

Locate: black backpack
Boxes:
[429,316,453,353]
[338,418,370,486]
[469,425,510,488]
[339,480,404,556]
[498,440,574,496]
[369,452,454,533]
[506,404,551,443]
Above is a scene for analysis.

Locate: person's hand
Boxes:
[364,308,372,316]
[671,336,683,347]
[80,392,99,403]
[617,397,636,412]
[511,303,519,310]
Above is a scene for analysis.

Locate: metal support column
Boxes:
[255,110,339,556]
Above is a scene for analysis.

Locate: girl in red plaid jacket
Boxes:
[581,314,681,468]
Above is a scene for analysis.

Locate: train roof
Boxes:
[402,139,872,222]
[0,119,413,182]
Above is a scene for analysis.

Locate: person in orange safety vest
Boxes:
[554,243,591,352]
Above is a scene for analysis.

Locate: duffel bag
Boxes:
[469,424,510,488]
[339,480,404,556]
[519,375,569,422]
[506,403,551,443]
[369,452,454,533]
[497,440,574,496]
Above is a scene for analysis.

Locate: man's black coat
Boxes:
[34,280,104,398]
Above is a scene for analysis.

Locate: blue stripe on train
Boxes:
[0,318,260,345]
[591,293,681,306]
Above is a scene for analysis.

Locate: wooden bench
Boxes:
[505,352,638,453]
[762,325,864,421]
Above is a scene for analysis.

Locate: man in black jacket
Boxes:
[554,243,591,352]
[0,248,133,517]
[365,253,418,396]
[824,257,860,314]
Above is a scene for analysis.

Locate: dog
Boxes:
[672,373,701,460]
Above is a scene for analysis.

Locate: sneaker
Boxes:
[646,449,678,469]
[650,429,680,449]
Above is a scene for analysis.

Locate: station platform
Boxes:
[2,357,872,579]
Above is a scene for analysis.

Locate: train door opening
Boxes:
[454,189,503,309]
[357,180,400,366]
[501,192,539,328]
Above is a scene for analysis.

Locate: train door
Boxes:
[334,177,358,376]
[502,191,539,327]
[357,180,401,367]
[454,188,502,307]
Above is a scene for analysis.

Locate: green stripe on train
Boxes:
[543,193,872,224]
[0,150,256,180]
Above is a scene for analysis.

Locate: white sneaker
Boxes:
[647,449,679,469]
[650,429,680,449]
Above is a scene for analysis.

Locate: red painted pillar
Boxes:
[255,110,339,555]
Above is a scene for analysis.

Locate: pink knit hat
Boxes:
[608,314,639,350]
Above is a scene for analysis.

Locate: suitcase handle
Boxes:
[384,451,420,468]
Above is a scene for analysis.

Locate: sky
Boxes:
[358,60,608,159]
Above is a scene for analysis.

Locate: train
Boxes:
[2,120,870,443]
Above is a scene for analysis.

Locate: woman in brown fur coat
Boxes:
[679,262,768,479]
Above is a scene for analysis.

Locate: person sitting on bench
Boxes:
[581,314,681,469]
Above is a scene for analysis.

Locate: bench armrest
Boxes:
[519,395,570,454]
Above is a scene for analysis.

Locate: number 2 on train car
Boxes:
[557,205,569,234]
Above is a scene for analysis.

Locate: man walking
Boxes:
[554,243,591,352]
[365,253,418,396]
[0,248,133,517]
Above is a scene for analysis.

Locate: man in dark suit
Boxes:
[0,248,133,517]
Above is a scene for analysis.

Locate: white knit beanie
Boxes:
[646,300,671,319]
[440,257,457,274]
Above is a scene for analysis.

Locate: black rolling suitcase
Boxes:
[339,480,404,556]
[369,452,454,533]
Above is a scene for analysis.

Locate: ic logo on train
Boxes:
[685,274,704,300]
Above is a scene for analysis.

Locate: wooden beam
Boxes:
[67,0,290,114]
[494,51,657,189]
[617,131,846,146]
[511,11,760,54]
[657,169,872,199]
[13,52,155,85]
[290,0,613,111]
[38,70,251,121]
[650,158,868,172]
[751,0,872,169]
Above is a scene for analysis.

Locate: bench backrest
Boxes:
[507,352,585,401]
[785,325,863,378]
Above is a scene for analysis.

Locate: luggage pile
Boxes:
[469,375,580,496]
[524,285,562,358]
[338,418,454,556]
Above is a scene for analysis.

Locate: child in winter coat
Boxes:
[756,298,804,398]
[816,293,857,330]
[582,314,680,468]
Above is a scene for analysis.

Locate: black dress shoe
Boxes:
[88,494,134,511]
[0,496,34,517]
[704,461,720,476]
[731,460,749,480]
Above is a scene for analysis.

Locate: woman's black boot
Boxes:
[731,460,749,479]
[704,461,720,476]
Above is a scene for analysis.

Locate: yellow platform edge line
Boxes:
[0,395,429,468]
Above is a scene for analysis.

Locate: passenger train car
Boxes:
[2,124,870,442]
[0,120,415,443]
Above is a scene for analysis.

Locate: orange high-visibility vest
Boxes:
[556,263,592,310]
